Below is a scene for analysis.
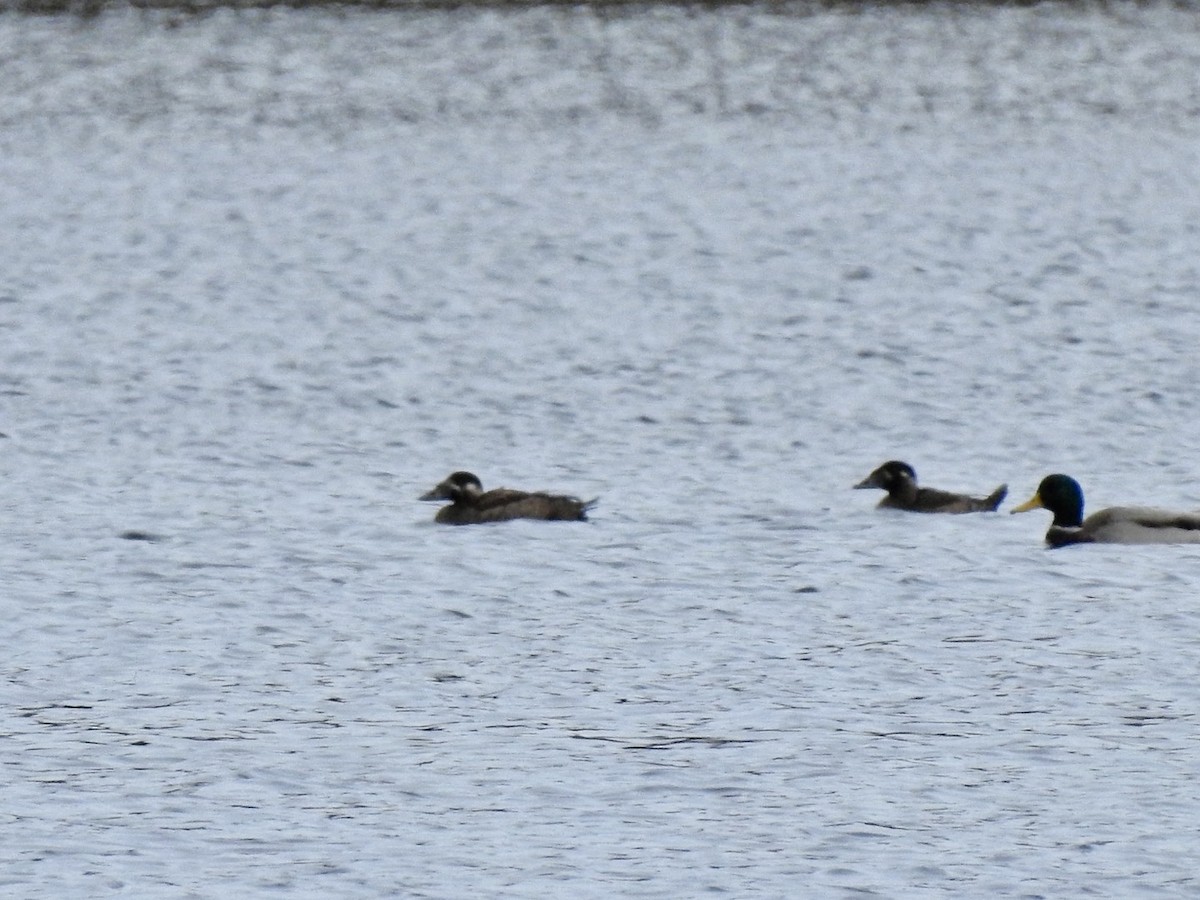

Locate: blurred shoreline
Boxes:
[7,0,1197,15]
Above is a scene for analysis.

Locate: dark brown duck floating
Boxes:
[420,471,597,525]
[854,460,1007,513]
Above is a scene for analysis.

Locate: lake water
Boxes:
[3,3,1200,896]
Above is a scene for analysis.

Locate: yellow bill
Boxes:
[1010,493,1045,514]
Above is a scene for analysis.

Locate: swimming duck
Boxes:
[1011,473,1200,547]
[854,460,1007,513]
[419,471,597,525]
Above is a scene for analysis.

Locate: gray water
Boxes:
[3,4,1200,896]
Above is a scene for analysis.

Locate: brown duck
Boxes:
[854,460,1007,514]
[420,471,597,525]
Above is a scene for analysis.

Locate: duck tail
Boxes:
[580,497,600,519]
[984,484,1008,511]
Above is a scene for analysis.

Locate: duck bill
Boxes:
[419,485,450,501]
[853,476,877,490]
[1010,493,1044,514]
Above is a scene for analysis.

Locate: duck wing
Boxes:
[474,488,536,512]
[1083,506,1200,544]
[473,489,592,522]
[901,485,1006,513]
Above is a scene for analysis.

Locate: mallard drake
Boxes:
[854,460,1007,513]
[419,471,597,525]
[1011,473,1200,547]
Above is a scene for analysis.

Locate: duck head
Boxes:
[854,460,918,496]
[420,471,484,503]
[1011,474,1085,527]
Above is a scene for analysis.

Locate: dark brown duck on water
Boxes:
[420,471,597,525]
[854,460,1007,514]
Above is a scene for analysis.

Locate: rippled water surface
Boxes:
[4,4,1200,896]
